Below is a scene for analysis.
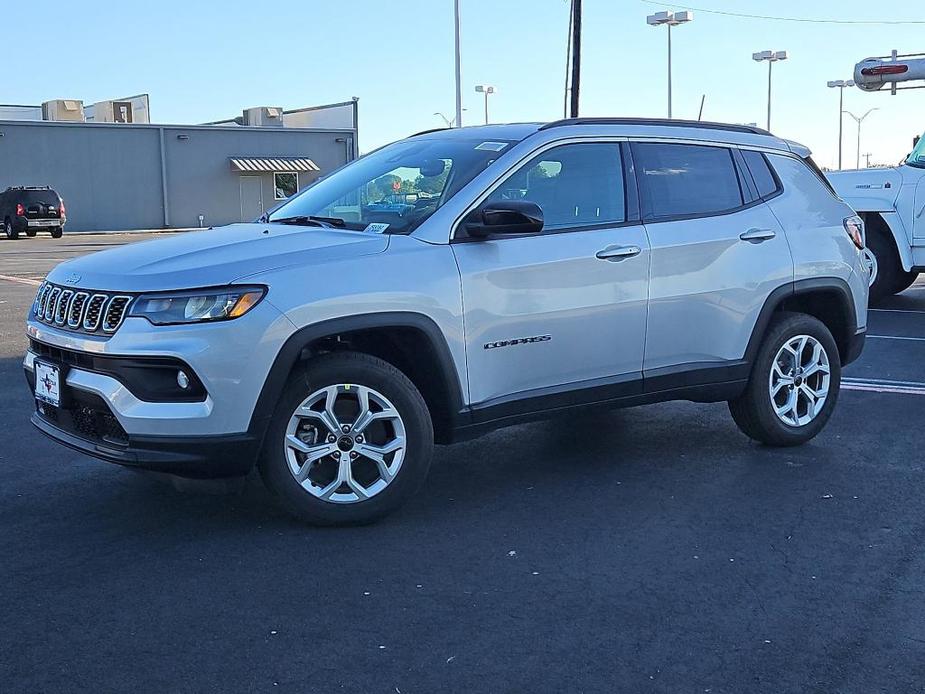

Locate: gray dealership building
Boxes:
[0,100,358,231]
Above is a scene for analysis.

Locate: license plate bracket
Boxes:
[34,360,63,407]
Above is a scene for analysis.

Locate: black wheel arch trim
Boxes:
[247,311,466,448]
[744,277,861,366]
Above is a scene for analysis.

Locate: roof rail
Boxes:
[5,185,52,191]
[409,126,451,138]
[538,117,770,136]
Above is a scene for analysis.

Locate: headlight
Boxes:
[129,286,266,325]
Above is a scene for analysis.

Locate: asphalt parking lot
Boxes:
[2,233,925,693]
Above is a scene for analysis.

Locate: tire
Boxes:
[867,225,916,300]
[729,312,841,447]
[50,227,63,239]
[4,218,18,240]
[25,229,37,238]
[258,351,434,525]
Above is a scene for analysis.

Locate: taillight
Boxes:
[861,64,909,77]
[59,198,66,218]
[844,215,865,250]
[15,203,24,216]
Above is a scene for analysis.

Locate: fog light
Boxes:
[177,370,190,390]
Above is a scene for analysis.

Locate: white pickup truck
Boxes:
[828,134,925,299]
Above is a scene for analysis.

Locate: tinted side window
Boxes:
[633,143,743,219]
[484,142,625,231]
[741,150,780,199]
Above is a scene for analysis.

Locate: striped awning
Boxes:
[230,157,320,173]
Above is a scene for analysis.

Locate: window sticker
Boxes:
[364,222,390,233]
[475,141,509,152]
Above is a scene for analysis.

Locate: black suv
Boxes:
[1,186,66,240]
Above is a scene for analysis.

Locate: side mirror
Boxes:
[465,200,544,238]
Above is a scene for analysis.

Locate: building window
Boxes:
[274,172,299,200]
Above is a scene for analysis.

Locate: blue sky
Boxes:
[4,0,924,169]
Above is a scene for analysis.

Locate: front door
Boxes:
[240,176,264,222]
[631,141,793,377]
[453,141,650,408]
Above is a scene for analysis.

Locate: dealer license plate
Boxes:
[34,360,61,407]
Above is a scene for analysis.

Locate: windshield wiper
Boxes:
[268,215,346,228]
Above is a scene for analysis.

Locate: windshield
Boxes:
[907,133,925,169]
[267,136,514,233]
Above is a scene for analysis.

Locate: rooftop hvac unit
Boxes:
[87,100,137,123]
[42,99,85,122]
[242,106,284,127]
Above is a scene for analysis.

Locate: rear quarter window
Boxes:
[740,150,781,199]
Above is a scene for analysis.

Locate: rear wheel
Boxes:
[25,229,37,238]
[4,218,18,240]
[50,226,63,239]
[866,221,917,300]
[729,313,840,447]
[259,351,434,525]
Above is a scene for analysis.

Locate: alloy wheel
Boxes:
[284,384,406,503]
[769,334,831,427]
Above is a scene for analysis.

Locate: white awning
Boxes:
[230,157,320,173]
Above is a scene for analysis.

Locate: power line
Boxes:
[640,0,925,25]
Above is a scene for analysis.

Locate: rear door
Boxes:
[453,140,651,408]
[632,141,792,382]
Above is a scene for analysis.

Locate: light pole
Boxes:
[752,50,788,131]
[646,10,693,119]
[826,79,855,170]
[844,108,879,169]
[454,0,462,127]
[474,85,495,124]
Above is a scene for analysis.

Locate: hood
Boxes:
[45,224,390,292]
[827,167,904,212]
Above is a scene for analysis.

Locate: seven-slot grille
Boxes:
[33,282,133,335]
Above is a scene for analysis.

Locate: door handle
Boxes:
[739,228,776,243]
[595,245,642,261]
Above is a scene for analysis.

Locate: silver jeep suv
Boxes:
[24,118,870,524]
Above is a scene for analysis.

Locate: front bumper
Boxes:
[30,409,258,477]
[23,299,294,477]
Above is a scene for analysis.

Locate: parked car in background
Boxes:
[24,119,869,524]
[828,132,925,300]
[1,186,66,240]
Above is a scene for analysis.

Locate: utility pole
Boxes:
[454,0,462,128]
[569,0,581,118]
[863,152,873,168]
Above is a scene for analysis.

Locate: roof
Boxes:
[229,157,320,173]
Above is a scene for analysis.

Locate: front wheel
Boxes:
[259,351,434,525]
[729,313,840,447]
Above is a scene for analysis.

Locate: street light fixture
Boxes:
[844,108,879,169]
[826,79,855,170]
[752,50,788,131]
[646,10,693,119]
[474,85,496,124]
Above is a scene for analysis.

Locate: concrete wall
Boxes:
[0,120,356,231]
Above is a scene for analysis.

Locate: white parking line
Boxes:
[842,382,925,396]
[0,274,41,286]
[866,335,925,342]
[869,308,925,314]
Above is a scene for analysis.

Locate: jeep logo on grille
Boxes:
[64,273,81,285]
